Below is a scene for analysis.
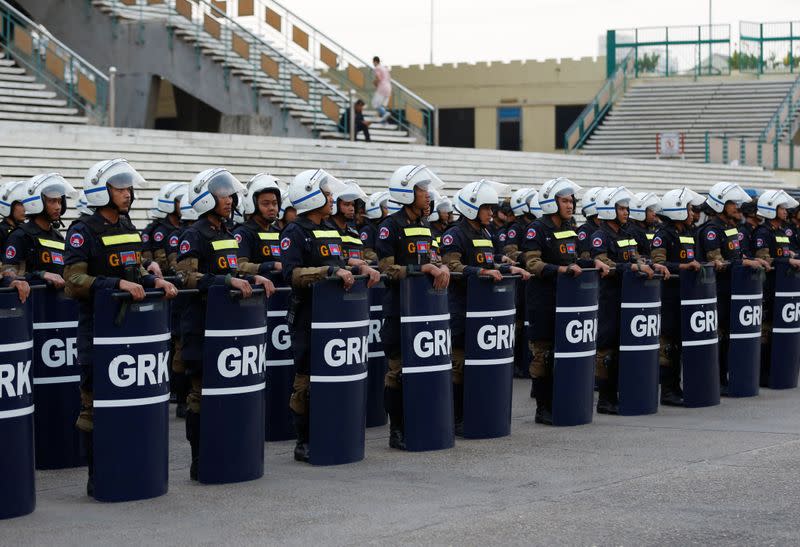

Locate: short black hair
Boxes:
[355,99,365,106]
[373,56,380,64]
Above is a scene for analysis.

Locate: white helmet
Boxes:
[539,177,582,215]
[0,180,29,218]
[580,186,605,217]
[75,190,93,216]
[22,173,76,217]
[244,173,283,216]
[528,191,542,218]
[331,179,368,216]
[288,169,347,215]
[596,186,633,221]
[658,187,705,221]
[278,188,293,219]
[365,190,390,220]
[757,189,799,220]
[148,196,166,220]
[706,182,752,214]
[189,168,245,216]
[509,188,535,216]
[629,192,660,222]
[156,182,188,215]
[454,179,510,221]
[429,195,454,223]
[388,165,444,205]
[83,158,144,207]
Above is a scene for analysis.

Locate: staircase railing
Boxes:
[218,0,436,144]
[564,49,635,153]
[0,0,109,124]
[760,73,800,143]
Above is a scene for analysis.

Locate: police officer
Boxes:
[328,180,372,266]
[489,200,510,256]
[441,179,529,433]
[628,192,660,258]
[233,173,284,276]
[377,165,450,449]
[64,159,177,495]
[149,183,185,275]
[502,188,536,263]
[650,188,705,406]
[359,190,390,264]
[429,194,454,244]
[274,189,296,232]
[280,169,379,461]
[576,186,605,259]
[696,183,765,395]
[752,190,800,385]
[70,190,94,230]
[519,177,596,424]
[739,199,761,258]
[590,187,667,414]
[141,196,166,263]
[0,180,28,251]
[789,207,800,253]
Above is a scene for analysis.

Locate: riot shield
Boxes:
[366,281,388,427]
[769,263,800,389]
[463,275,516,438]
[264,273,294,441]
[200,285,266,484]
[680,266,720,407]
[93,289,171,502]
[309,277,369,465]
[400,275,454,451]
[618,271,661,416]
[727,265,764,397]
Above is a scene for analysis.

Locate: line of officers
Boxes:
[1,163,799,494]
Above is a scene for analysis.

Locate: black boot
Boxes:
[185,410,200,480]
[533,378,553,425]
[292,412,310,463]
[174,373,188,419]
[384,387,405,450]
[453,383,464,437]
[83,431,94,497]
[660,367,683,406]
[596,380,619,415]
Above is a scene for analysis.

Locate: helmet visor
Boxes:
[207,170,245,198]
[405,166,444,193]
[35,174,77,199]
[100,161,145,189]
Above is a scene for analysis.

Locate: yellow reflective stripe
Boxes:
[257,232,279,241]
[776,236,791,243]
[341,235,362,245]
[617,239,636,247]
[646,233,654,240]
[432,240,439,249]
[724,228,739,237]
[553,230,577,240]
[312,230,341,239]
[404,227,432,237]
[472,239,493,247]
[679,236,695,244]
[101,233,141,246]
[211,239,239,251]
[38,238,65,250]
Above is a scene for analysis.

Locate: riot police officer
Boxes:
[696,183,765,394]
[519,177,596,424]
[590,187,666,414]
[359,190,390,264]
[176,168,274,479]
[752,190,800,385]
[441,179,529,433]
[64,159,177,495]
[274,189,296,232]
[141,196,166,263]
[280,169,379,461]
[739,200,761,258]
[377,165,450,449]
[149,183,185,275]
[429,194,454,244]
[650,188,705,406]
[0,180,28,251]
[628,192,660,257]
[502,188,536,262]
[328,180,372,265]
[233,173,284,276]
[576,186,604,259]
[489,200,510,256]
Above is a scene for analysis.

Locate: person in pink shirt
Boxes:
[372,56,392,123]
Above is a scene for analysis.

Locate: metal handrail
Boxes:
[760,73,800,142]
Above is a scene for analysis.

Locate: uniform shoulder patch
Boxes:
[234,233,243,244]
[378,226,390,240]
[442,234,454,246]
[69,233,84,248]
[154,231,164,242]
[592,236,603,248]
[169,234,179,247]
[755,238,765,248]
[652,236,663,248]
[5,245,15,259]
[179,240,191,254]
[360,231,369,241]
[526,227,537,240]
[280,237,291,250]
[507,229,517,239]
[578,231,587,240]
[142,233,150,243]
[706,230,717,241]
[499,233,507,242]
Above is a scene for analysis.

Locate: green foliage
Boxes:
[636,52,660,73]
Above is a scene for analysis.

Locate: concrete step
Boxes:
[0,103,80,116]
[0,112,88,124]
[0,95,68,107]
[0,87,58,99]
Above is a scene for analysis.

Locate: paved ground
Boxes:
[6,380,800,546]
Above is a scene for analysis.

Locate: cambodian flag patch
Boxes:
[350,249,362,259]
[566,242,576,254]
[52,252,64,265]
[687,249,695,259]
[328,243,341,256]
[227,254,238,268]
[417,241,430,254]
[485,252,494,264]
[121,251,137,265]
[270,245,281,256]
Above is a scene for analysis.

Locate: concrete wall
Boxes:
[392,57,606,153]
[25,0,311,138]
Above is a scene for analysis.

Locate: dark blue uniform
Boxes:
[2,221,65,281]
[233,219,282,276]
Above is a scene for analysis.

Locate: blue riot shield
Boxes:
[30,285,84,469]
[769,263,800,389]
[401,275,454,451]
[463,276,516,438]
[680,266,720,408]
[552,270,599,426]
[201,286,266,483]
[93,289,171,502]
[727,266,764,397]
[0,290,34,519]
[264,274,294,442]
[618,271,661,416]
[309,277,369,465]
[366,281,388,427]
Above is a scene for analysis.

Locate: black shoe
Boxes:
[389,427,406,450]
[660,387,684,407]
[83,431,94,497]
[190,460,198,481]
[454,420,464,437]
[293,441,310,462]
[176,403,187,419]
[186,411,200,481]
[720,383,730,397]
[534,405,553,425]
[530,379,536,399]
[596,397,619,415]
[513,367,527,379]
